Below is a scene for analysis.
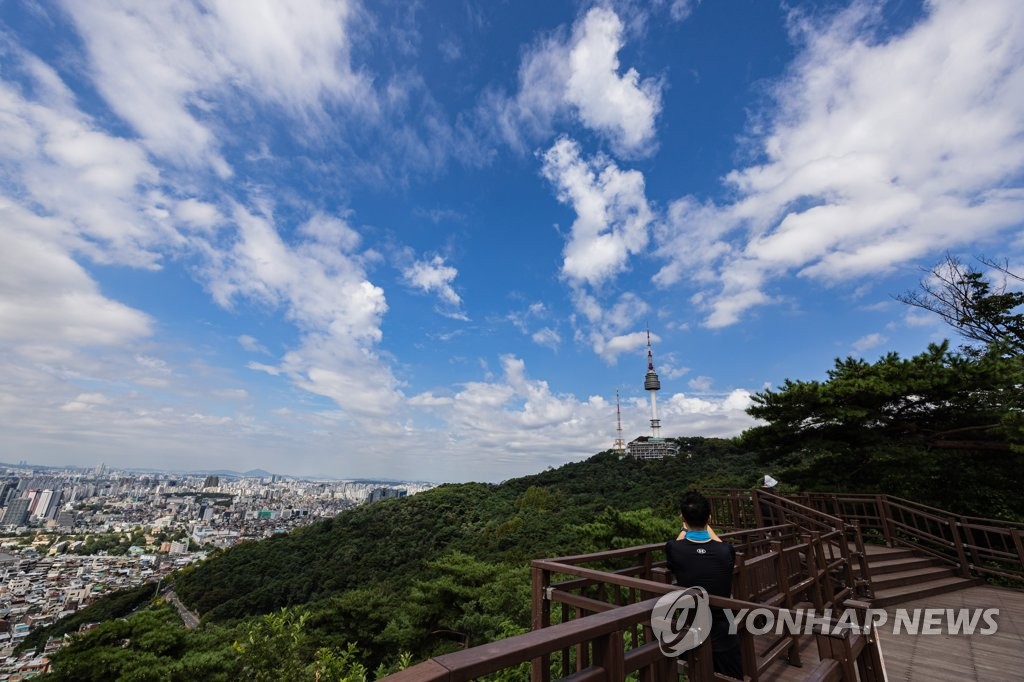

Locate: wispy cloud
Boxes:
[655,0,1024,328]
[62,0,371,176]
[851,332,887,354]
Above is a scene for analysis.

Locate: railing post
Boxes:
[814,623,858,682]
[850,520,873,598]
[592,629,625,682]
[809,532,826,611]
[753,488,765,528]
[875,495,894,547]
[960,518,984,574]
[531,565,551,682]
[948,518,972,579]
[815,531,839,608]
[772,541,801,667]
[686,638,715,681]
[1012,529,1024,577]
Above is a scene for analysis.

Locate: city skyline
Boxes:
[1,1,1022,481]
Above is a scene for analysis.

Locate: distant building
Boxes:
[2,498,30,526]
[367,488,407,503]
[203,476,219,489]
[627,436,679,460]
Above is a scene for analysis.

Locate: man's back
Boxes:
[664,538,735,598]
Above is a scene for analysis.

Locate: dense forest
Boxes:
[33,258,1024,680]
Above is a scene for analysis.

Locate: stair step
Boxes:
[865,557,940,574]
[863,548,918,561]
[871,576,979,607]
[870,566,955,590]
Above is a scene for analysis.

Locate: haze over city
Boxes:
[1,0,1022,482]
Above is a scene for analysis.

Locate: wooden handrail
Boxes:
[379,490,1021,682]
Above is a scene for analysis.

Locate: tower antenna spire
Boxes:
[613,390,626,453]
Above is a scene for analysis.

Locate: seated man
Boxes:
[665,491,744,680]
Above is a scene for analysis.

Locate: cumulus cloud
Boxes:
[656,0,1024,328]
[398,356,759,481]
[487,6,662,157]
[402,255,464,308]
[574,293,654,362]
[199,208,401,418]
[542,136,653,287]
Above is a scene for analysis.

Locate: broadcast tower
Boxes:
[644,330,661,438]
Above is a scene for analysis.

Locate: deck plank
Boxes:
[747,585,1023,682]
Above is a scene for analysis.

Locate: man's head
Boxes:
[679,491,711,528]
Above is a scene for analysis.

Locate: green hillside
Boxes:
[37,438,761,680]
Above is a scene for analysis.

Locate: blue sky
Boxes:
[1,0,1022,482]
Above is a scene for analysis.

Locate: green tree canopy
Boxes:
[742,342,1024,517]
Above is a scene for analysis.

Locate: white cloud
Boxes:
[61,0,371,175]
[542,137,652,287]
[213,388,250,400]
[408,392,454,407]
[574,293,653,362]
[667,0,699,23]
[175,198,223,231]
[238,335,270,354]
[598,331,649,359]
[903,310,937,327]
[851,332,887,354]
[564,7,662,156]
[402,255,463,307]
[688,375,713,392]
[198,208,401,418]
[0,58,169,269]
[656,0,1024,328]
[487,6,662,157]
[0,206,152,350]
[531,327,561,350]
[60,393,111,412]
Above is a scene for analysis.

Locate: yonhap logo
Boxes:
[650,587,712,656]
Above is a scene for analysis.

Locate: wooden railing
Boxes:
[794,493,1024,584]
[384,523,884,682]
[380,491,1022,681]
[706,490,873,600]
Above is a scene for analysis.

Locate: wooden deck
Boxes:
[876,586,1024,682]
[754,585,1024,682]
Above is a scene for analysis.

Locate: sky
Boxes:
[1,0,1022,483]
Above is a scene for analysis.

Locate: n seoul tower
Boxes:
[644,330,662,438]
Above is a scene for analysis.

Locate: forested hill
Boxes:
[36,438,761,679]
[173,437,758,621]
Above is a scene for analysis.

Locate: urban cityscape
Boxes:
[0,462,431,677]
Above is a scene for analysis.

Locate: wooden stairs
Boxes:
[857,544,981,607]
